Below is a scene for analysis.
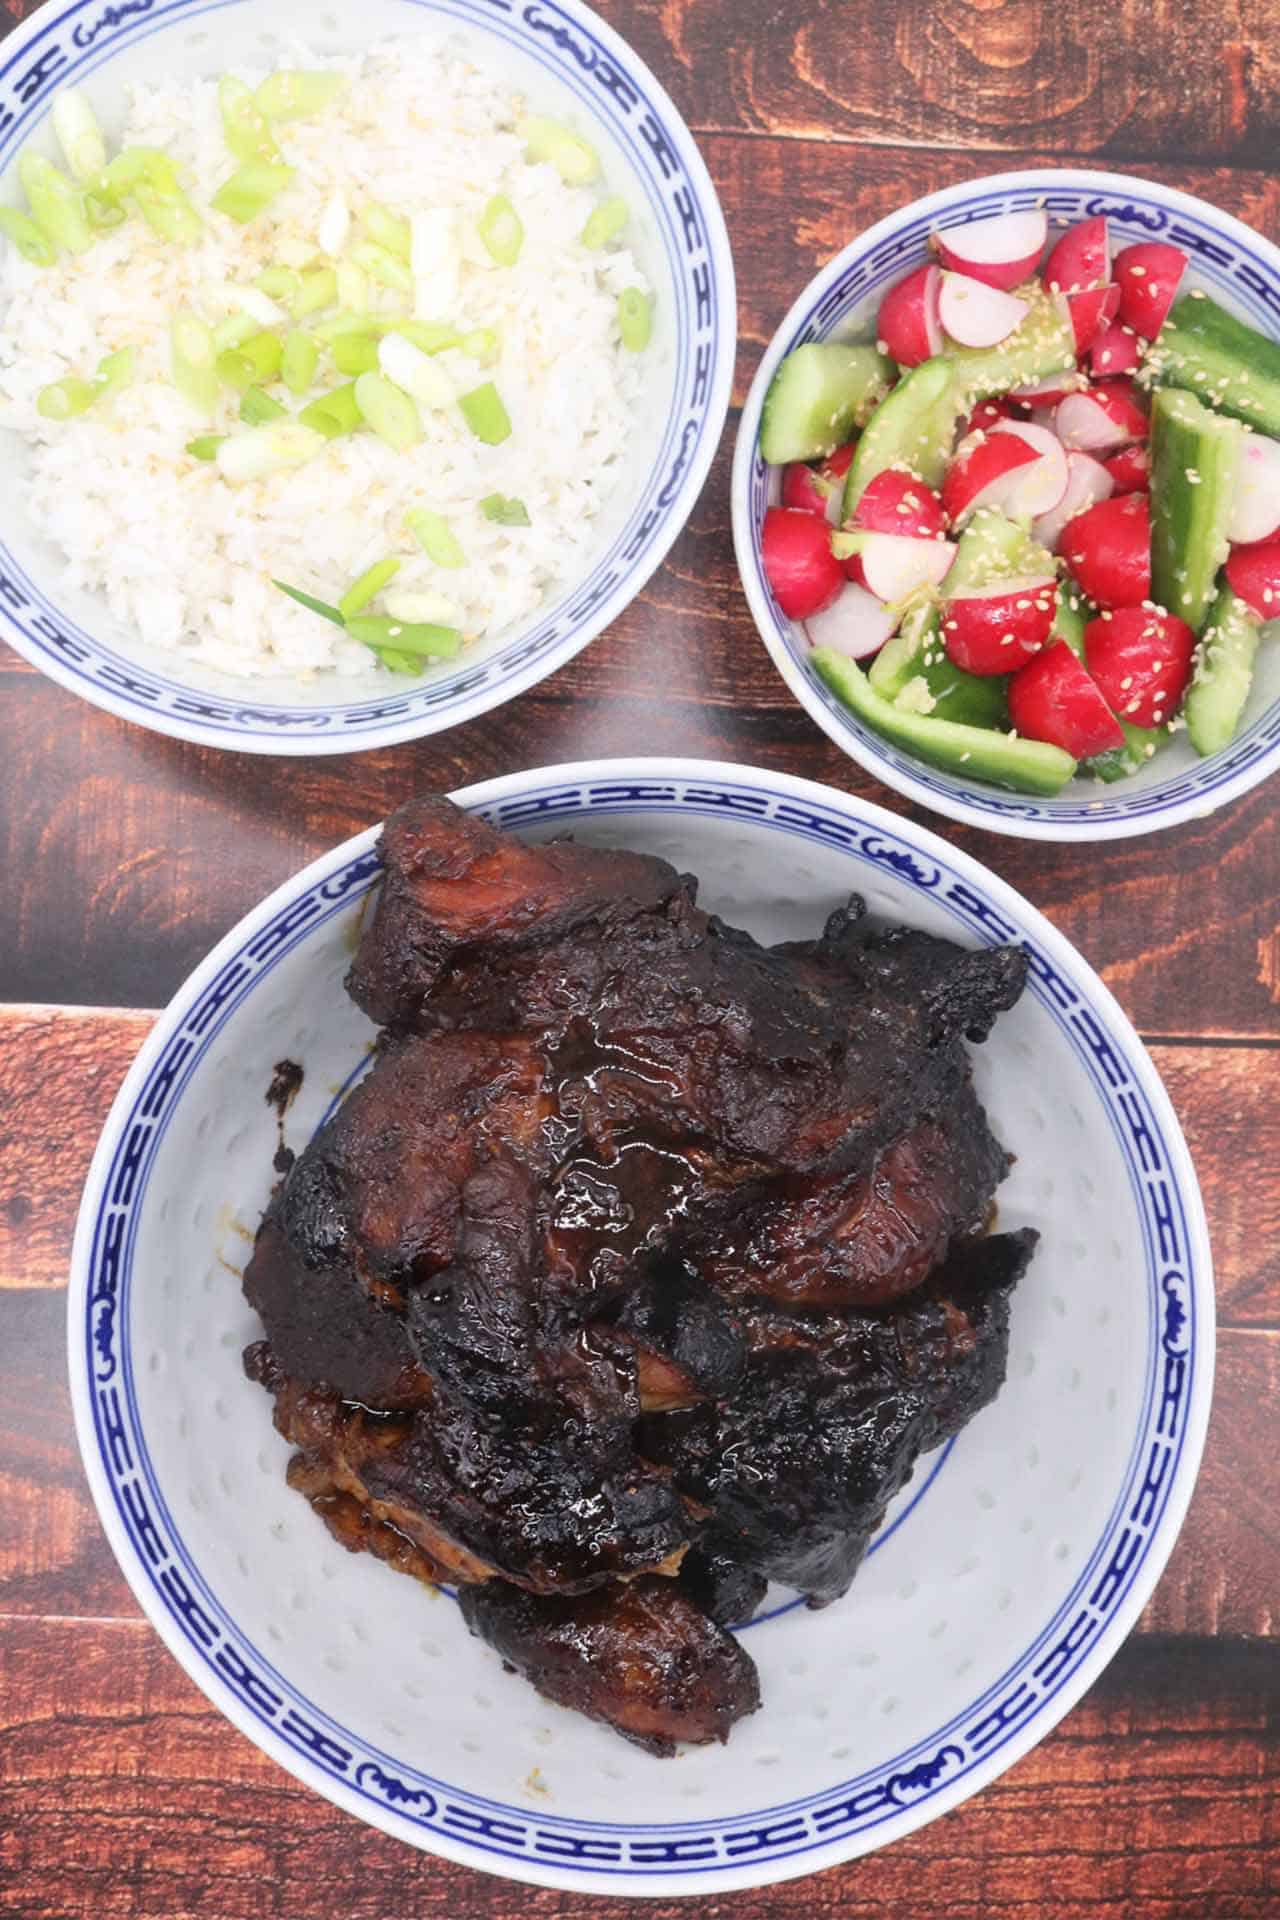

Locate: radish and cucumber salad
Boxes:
[757,206,1280,795]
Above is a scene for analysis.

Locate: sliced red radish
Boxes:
[938,272,1028,348]
[1112,242,1188,339]
[935,209,1048,291]
[1085,605,1196,726]
[1043,217,1111,294]
[1032,450,1115,552]
[1103,443,1150,494]
[1090,320,1143,377]
[823,442,857,483]
[852,467,947,539]
[1224,539,1280,620]
[1059,492,1152,608]
[941,429,1040,526]
[805,581,899,659]
[1060,282,1120,353]
[877,263,944,367]
[964,396,1020,435]
[782,462,836,516]
[860,530,956,602]
[841,549,867,586]
[942,573,1058,675]
[990,420,1070,517]
[761,507,843,619]
[1055,382,1147,453]
[1227,435,1280,545]
[1008,641,1125,757]
[1009,370,1088,408]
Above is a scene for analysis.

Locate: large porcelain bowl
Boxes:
[0,0,733,752]
[69,758,1213,1894]
[732,169,1280,840]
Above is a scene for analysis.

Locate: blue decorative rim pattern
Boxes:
[731,170,1280,841]
[0,0,734,753]
[69,761,1214,1896]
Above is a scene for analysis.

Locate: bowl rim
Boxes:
[0,0,736,755]
[731,165,1280,842]
[67,755,1215,1896]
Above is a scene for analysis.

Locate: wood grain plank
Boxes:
[0,1618,1275,1920]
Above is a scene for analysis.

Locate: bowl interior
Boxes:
[0,0,726,747]
[738,173,1280,834]
[75,767,1208,1889]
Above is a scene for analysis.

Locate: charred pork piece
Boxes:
[676,1537,769,1628]
[603,1259,746,1410]
[640,1231,1035,1607]
[458,1576,760,1755]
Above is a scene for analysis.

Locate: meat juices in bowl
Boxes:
[240,795,1038,1752]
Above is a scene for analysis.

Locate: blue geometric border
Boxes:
[733,170,1280,840]
[0,0,734,751]
[71,767,1212,1891]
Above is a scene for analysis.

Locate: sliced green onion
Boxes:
[186,434,227,461]
[354,370,420,451]
[217,350,254,392]
[240,384,288,425]
[407,508,465,569]
[101,146,180,199]
[384,587,459,624]
[52,89,108,184]
[462,327,499,365]
[372,647,419,674]
[458,380,512,445]
[282,329,319,395]
[298,382,362,438]
[212,311,258,354]
[350,238,413,294]
[378,332,453,408]
[19,153,91,256]
[361,201,411,260]
[0,207,58,266]
[617,287,652,351]
[254,70,346,123]
[134,182,203,245]
[317,190,350,257]
[346,614,463,658]
[331,331,381,376]
[218,334,283,390]
[37,377,98,420]
[170,313,219,414]
[477,192,523,266]
[392,318,463,355]
[273,578,346,627]
[211,160,295,224]
[85,190,126,231]
[480,492,530,526]
[290,265,338,321]
[338,555,401,620]
[518,115,599,185]
[218,283,288,329]
[581,194,628,250]
[336,260,368,313]
[255,265,301,302]
[312,307,378,344]
[94,346,136,402]
[218,75,281,162]
[215,421,325,483]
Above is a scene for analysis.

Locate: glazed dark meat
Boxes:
[243,795,1037,1752]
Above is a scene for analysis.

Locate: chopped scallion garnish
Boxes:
[338,555,401,620]
[255,265,301,302]
[407,507,465,569]
[170,313,219,414]
[94,346,136,402]
[462,326,499,365]
[331,331,381,376]
[351,238,413,293]
[336,259,368,313]
[372,647,419,674]
[272,578,347,626]
[37,377,98,420]
[458,380,512,444]
[84,190,127,230]
[19,153,91,256]
[477,193,523,266]
[353,370,421,451]
[186,434,227,461]
[282,330,319,395]
[378,332,453,408]
[298,382,362,438]
[0,207,58,266]
[134,182,203,246]
[392,318,462,355]
[215,421,325,483]
[291,265,338,321]
[254,70,346,123]
[211,159,295,224]
[218,75,281,163]
[581,195,628,250]
[101,146,180,199]
[361,201,412,261]
[212,312,258,354]
[617,287,652,351]
[240,385,288,425]
[345,614,463,657]
[518,115,599,185]
[480,493,530,526]
[52,89,107,184]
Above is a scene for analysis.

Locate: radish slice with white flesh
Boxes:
[1228,434,1280,545]
[934,210,1049,291]
[877,263,944,368]
[860,531,956,602]
[938,272,1029,348]
[805,582,900,659]
[941,430,1040,525]
[1032,450,1115,552]
[1055,388,1145,453]
[990,420,1070,517]
[1010,370,1089,408]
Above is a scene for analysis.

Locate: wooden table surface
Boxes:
[2,0,1278,1913]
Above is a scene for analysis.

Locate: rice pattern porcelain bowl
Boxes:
[0,0,733,752]
[732,169,1280,840]
[70,757,1213,1895]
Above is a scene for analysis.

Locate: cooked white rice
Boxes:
[0,41,649,680]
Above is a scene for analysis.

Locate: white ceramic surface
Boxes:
[69,758,1214,1894]
[0,0,734,752]
[732,169,1280,840]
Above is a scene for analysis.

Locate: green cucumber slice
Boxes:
[1183,583,1263,756]
[760,342,893,464]
[945,284,1076,406]
[869,603,1008,728]
[1150,387,1242,633]
[842,358,955,513]
[1087,719,1168,783]
[944,509,1055,598]
[1146,293,1280,438]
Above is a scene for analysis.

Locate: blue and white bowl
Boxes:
[732,170,1280,841]
[70,757,1213,1894]
[0,0,733,754]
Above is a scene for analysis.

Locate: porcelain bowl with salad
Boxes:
[732,169,1280,840]
[0,0,734,753]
